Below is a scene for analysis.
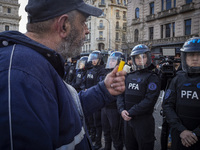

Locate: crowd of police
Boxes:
[64,37,200,150]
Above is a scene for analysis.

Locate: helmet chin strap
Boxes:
[188,66,200,73]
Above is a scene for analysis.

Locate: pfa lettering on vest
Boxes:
[181,90,199,100]
[77,74,81,78]
[128,83,139,90]
[87,74,94,79]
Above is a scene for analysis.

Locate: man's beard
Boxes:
[57,25,84,60]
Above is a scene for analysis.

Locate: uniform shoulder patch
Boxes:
[164,89,171,99]
[197,83,200,89]
[148,82,157,91]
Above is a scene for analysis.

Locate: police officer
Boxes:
[163,37,200,150]
[65,56,78,85]
[84,50,106,150]
[71,56,88,92]
[117,44,161,150]
[102,51,124,150]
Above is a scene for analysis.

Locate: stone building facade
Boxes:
[82,0,127,56]
[124,0,200,59]
[0,0,20,32]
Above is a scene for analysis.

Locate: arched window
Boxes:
[135,7,139,18]
[116,21,119,28]
[99,20,103,27]
[134,29,139,42]
[5,25,9,31]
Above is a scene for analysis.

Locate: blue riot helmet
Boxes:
[76,56,88,70]
[105,51,125,69]
[87,50,103,67]
[180,37,200,73]
[130,44,152,71]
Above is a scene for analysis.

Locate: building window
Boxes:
[116,21,119,29]
[123,23,127,31]
[116,32,119,40]
[122,33,126,41]
[124,0,127,6]
[149,27,154,40]
[135,7,139,18]
[174,0,176,7]
[172,22,175,37]
[166,23,171,38]
[186,0,192,4]
[116,0,120,4]
[99,31,103,38]
[99,20,103,28]
[185,19,191,35]
[89,44,91,51]
[116,10,120,18]
[123,11,126,19]
[134,29,139,42]
[162,0,164,11]
[7,8,11,13]
[5,25,9,31]
[115,44,119,51]
[101,0,105,4]
[150,2,154,15]
[166,0,172,10]
[161,25,163,38]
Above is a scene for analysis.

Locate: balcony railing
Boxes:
[96,37,105,41]
[157,8,177,19]
[115,27,121,31]
[98,26,105,30]
[146,14,156,22]
[132,18,140,25]
[98,2,106,7]
[116,16,121,19]
[179,2,195,13]
[115,39,121,42]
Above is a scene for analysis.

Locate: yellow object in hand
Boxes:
[118,60,125,72]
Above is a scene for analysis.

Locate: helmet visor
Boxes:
[76,59,86,69]
[105,56,118,69]
[131,53,151,70]
[181,52,200,73]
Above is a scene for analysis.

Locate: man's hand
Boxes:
[104,66,126,96]
[180,130,198,147]
[121,110,132,121]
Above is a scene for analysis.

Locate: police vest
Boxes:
[125,71,153,111]
[175,73,200,130]
[85,67,98,89]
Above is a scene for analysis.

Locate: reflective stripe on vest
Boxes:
[56,127,85,150]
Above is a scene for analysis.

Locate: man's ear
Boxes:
[57,14,71,38]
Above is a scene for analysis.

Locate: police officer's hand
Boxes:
[121,110,132,121]
[180,130,198,147]
[104,66,126,96]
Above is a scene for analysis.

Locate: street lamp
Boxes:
[104,18,111,52]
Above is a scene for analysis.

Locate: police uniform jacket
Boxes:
[117,69,160,118]
[163,71,200,137]
[0,31,116,150]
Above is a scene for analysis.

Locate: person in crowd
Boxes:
[101,51,124,150]
[117,44,161,150]
[123,56,133,73]
[72,56,88,92]
[84,50,106,150]
[162,37,200,150]
[65,56,79,85]
[159,49,182,150]
[0,0,126,149]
